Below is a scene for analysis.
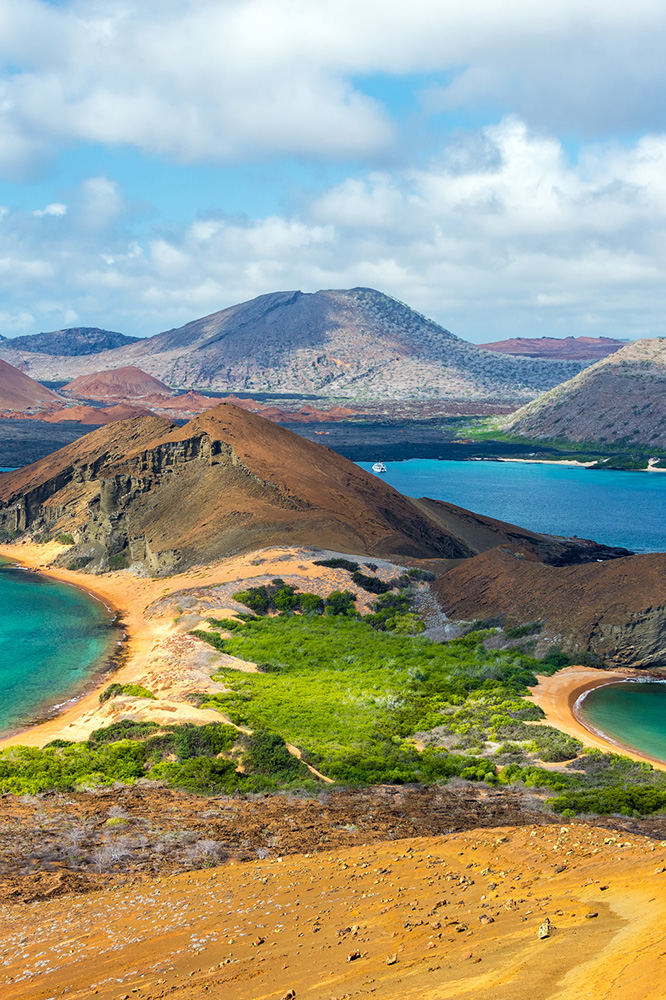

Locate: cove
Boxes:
[0,564,117,738]
[577,682,666,764]
[357,459,666,552]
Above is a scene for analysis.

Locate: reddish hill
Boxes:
[0,402,622,573]
[63,366,172,401]
[479,336,626,361]
[0,359,63,411]
[44,403,155,425]
[432,546,666,667]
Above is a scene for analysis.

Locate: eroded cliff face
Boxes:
[432,547,666,668]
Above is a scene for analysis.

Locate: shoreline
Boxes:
[0,539,232,749]
[527,666,666,772]
[0,540,405,750]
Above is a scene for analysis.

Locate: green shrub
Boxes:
[324,590,358,616]
[99,682,156,704]
[108,552,129,571]
[56,533,75,545]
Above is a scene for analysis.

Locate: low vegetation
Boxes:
[1,580,664,818]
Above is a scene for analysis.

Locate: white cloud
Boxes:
[2,121,666,341]
[0,1,666,176]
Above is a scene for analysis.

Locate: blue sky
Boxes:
[1,0,666,342]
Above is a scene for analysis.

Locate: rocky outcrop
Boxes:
[432,547,666,667]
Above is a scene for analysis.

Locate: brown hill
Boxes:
[0,288,590,402]
[0,358,63,412]
[0,403,624,573]
[479,335,626,361]
[498,338,666,447]
[433,546,666,666]
[63,366,172,401]
[44,403,156,425]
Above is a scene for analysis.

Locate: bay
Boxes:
[358,459,666,553]
[578,682,666,764]
[0,565,116,738]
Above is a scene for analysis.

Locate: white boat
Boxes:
[372,461,387,473]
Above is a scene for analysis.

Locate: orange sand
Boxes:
[2,824,665,1000]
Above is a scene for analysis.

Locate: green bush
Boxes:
[99,682,156,704]
[324,590,358,616]
[108,552,129,570]
[56,533,75,545]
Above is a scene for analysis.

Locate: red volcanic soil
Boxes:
[479,336,626,361]
[219,393,363,422]
[63,365,172,400]
[44,402,156,424]
[0,358,63,411]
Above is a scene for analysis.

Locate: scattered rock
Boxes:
[347,950,362,962]
[386,953,398,965]
[538,919,552,940]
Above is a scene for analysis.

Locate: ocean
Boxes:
[578,682,666,764]
[357,458,666,553]
[0,564,116,738]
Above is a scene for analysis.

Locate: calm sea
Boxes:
[578,682,666,764]
[0,565,116,738]
[357,459,666,553]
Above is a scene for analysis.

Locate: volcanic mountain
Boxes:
[0,359,63,412]
[0,288,591,402]
[498,338,666,447]
[63,366,172,401]
[5,327,138,356]
[0,403,625,573]
[479,335,626,361]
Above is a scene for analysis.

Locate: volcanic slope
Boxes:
[432,546,666,667]
[0,358,63,411]
[0,403,622,573]
[479,335,626,361]
[498,338,666,447]
[0,288,589,401]
[63,365,172,400]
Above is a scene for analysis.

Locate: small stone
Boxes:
[347,950,362,962]
[386,953,398,966]
[585,912,599,919]
[461,951,473,961]
[252,937,265,947]
[538,920,551,940]
[281,991,296,1000]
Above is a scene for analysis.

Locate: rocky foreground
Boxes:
[2,817,664,1000]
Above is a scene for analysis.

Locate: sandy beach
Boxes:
[497,457,597,467]
[0,540,404,749]
[527,665,666,772]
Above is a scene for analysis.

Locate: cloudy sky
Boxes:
[1,0,666,342]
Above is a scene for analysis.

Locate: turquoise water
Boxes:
[0,565,116,737]
[358,459,666,552]
[578,682,666,763]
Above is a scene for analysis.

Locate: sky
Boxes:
[1,1,666,342]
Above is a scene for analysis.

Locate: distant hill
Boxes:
[0,289,591,402]
[6,327,138,356]
[44,403,156,425]
[63,366,172,401]
[0,359,62,412]
[479,335,626,361]
[0,403,623,572]
[498,338,666,448]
